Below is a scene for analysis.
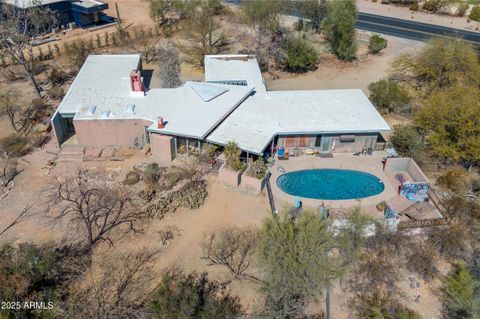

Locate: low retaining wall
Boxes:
[240,172,266,195]
[218,164,242,187]
[384,157,429,183]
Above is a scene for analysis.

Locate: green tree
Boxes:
[368,79,410,114]
[392,38,480,95]
[182,1,229,66]
[148,0,173,26]
[368,35,388,54]
[296,0,330,32]
[391,125,425,164]
[258,211,340,317]
[149,268,243,318]
[442,262,480,319]
[322,0,357,61]
[242,0,285,38]
[470,6,480,21]
[415,85,480,166]
[223,141,242,171]
[279,37,318,73]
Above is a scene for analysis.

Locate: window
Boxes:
[339,135,355,143]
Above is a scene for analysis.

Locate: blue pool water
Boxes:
[276,169,384,200]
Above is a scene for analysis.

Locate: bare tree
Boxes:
[201,226,260,281]
[0,205,34,238]
[0,160,23,188]
[66,247,161,319]
[0,0,57,97]
[181,3,229,66]
[132,37,161,63]
[45,177,151,248]
[156,43,182,88]
[0,89,47,134]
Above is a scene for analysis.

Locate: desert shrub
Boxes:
[469,6,480,21]
[150,268,243,318]
[202,226,258,280]
[391,125,425,164]
[246,158,268,179]
[406,243,439,282]
[278,37,318,73]
[48,68,68,86]
[352,292,422,319]
[410,3,419,10]
[0,243,88,319]
[64,40,92,70]
[123,170,140,185]
[144,162,160,187]
[0,134,31,158]
[368,34,388,54]
[368,79,410,114]
[441,262,480,319]
[145,180,208,218]
[457,3,468,16]
[224,141,244,171]
[47,87,64,99]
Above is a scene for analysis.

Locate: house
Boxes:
[2,0,109,29]
[51,54,391,162]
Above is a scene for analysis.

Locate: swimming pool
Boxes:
[276,169,384,200]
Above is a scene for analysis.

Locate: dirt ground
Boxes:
[266,32,424,94]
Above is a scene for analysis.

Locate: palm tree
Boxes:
[223,141,241,169]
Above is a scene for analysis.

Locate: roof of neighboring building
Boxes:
[207,89,392,154]
[3,0,70,8]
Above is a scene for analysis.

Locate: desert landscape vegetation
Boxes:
[1,0,480,318]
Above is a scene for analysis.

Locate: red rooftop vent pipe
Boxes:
[130,70,144,93]
[157,116,165,129]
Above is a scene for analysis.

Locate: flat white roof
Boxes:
[63,56,253,139]
[56,54,391,153]
[58,55,141,115]
[204,55,267,95]
[207,89,392,154]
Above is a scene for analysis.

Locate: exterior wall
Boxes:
[276,133,379,153]
[331,134,377,153]
[73,118,152,147]
[150,133,175,163]
[384,158,429,183]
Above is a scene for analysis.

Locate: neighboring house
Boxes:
[2,0,109,29]
[51,54,391,162]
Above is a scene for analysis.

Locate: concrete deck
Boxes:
[269,152,429,219]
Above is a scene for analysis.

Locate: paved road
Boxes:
[224,0,480,46]
[357,12,480,46]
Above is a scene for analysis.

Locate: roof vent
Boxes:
[125,104,135,114]
[100,111,111,118]
[86,105,96,116]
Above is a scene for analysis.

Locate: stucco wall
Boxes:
[384,158,429,183]
[150,133,175,163]
[218,164,241,187]
[74,118,152,147]
[240,172,266,194]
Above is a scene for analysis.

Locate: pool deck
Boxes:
[269,152,428,219]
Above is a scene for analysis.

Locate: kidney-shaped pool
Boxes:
[276,169,385,200]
